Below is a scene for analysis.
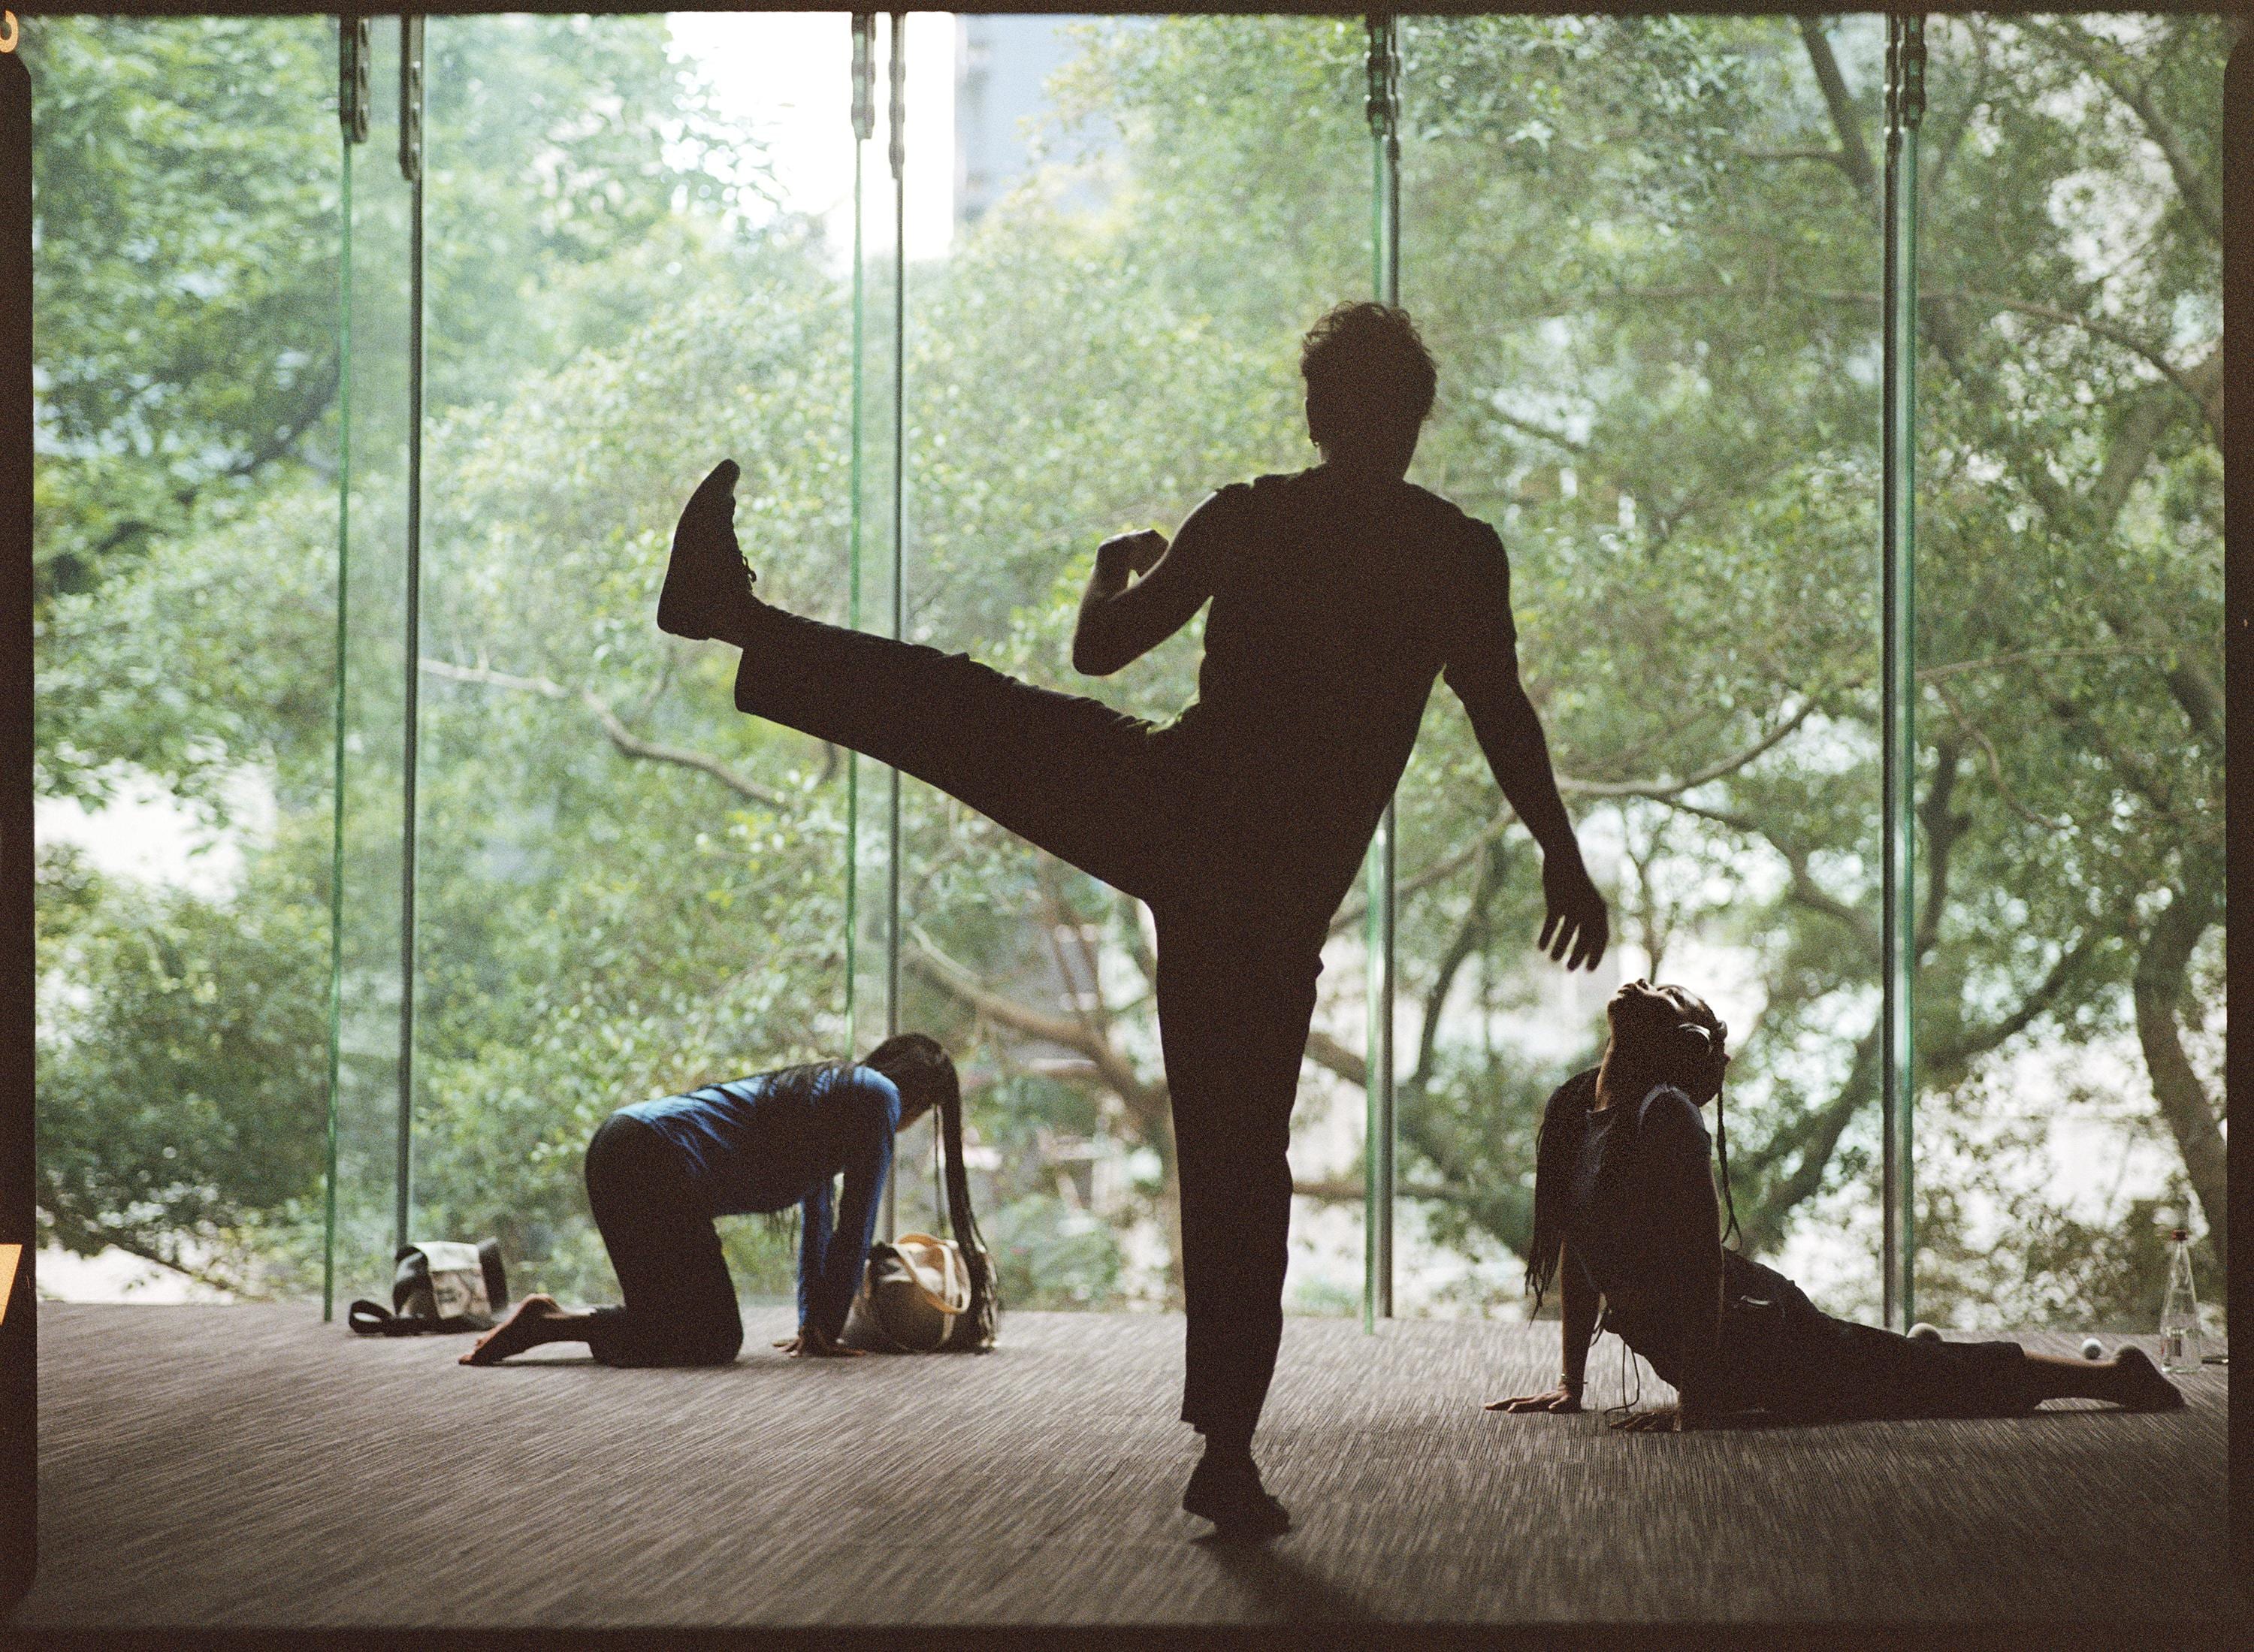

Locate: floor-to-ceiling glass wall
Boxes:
[26,11,2228,1344]
[404,11,885,1305]
[1907,11,2228,1338]
[330,16,419,1309]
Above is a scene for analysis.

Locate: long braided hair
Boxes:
[860,1032,993,1314]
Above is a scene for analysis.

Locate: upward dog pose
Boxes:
[1491,980,2185,1428]
[658,303,1609,1537]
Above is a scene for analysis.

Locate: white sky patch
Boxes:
[35,768,273,901]
[666,11,959,266]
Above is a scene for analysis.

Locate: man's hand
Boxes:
[1539,857,1609,971]
[1485,1384,1584,1415]
[773,1326,867,1359]
[1096,529,1168,583]
[1608,1406,1686,1433]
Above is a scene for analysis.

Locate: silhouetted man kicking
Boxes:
[659,302,1609,1538]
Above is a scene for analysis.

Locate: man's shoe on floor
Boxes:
[658,458,757,642]
[1183,1447,1292,1540]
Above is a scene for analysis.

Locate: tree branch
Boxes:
[905,924,1159,1113]
[2132,882,2226,1267]
[418,659,789,808]
[1557,697,1818,799]
[1926,677,2074,830]
[1486,406,1589,455]
[1796,17,1878,205]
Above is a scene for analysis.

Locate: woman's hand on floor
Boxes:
[1485,1385,1583,1414]
[773,1327,867,1358]
[1607,1406,1685,1432]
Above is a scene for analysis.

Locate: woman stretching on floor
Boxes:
[1488,980,2184,1429]
[463,1033,986,1366]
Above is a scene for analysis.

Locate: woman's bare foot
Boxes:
[461,1294,579,1366]
[2110,1345,2187,1411]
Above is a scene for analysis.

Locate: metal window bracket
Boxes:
[340,17,370,144]
[888,11,907,183]
[852,14,875,144]
[1365,14,1400,144]
[399,17,423,184]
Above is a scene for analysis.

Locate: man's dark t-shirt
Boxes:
[1150,466,1519,929]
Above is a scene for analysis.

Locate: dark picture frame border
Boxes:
[2,0,2246,1627]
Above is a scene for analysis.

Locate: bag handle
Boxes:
[896,1233,970,1315]
[347,1299,423,1336]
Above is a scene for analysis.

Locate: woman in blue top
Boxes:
[462,1033,983,1366]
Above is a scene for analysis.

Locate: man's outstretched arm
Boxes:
[1071,488,1236,675]
[1443,533,1609,971]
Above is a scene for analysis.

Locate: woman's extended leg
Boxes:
[1768,1316,2186,1420]
[664,460,1177,900]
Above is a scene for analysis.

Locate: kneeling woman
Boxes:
[464,1033,983,1366]
[1491,980,2183,1429]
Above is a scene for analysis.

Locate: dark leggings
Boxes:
[583,1113,743,1367]
[1717,1268,2035,1421]
[735,604,1327,1442]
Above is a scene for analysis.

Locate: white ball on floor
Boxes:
[2080,1337,2104,1361]
[1908,1322,1941,1341]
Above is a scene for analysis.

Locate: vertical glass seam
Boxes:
[1364,12,1401,1330]
[323,122,353,1324]
[847,14,869,1068]
[394,14,425,1255]
[1881,14,1923,1332]
[884,11,908,1237]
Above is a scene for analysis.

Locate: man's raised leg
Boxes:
[664,459,1172,898]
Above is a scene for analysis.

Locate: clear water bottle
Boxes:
[2159,1227,2202,1374]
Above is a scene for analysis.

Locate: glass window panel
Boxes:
[1393,12,1886,1321]
[331,15,415,1309]
[891,14,1370,1312]
[406,13,875,1306]
[1908,12,2228,1336]
[30,16,342,1304]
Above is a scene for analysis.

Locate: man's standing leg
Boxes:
[1155,905,1323,1537]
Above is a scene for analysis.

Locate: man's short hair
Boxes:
[1299,302,1438,447]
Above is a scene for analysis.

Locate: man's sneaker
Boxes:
[1182,1448,1292,1540]
[658,458,757,641]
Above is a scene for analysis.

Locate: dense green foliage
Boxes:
[32,14,2227,1328]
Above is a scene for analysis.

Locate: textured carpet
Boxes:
[6,1303,2233,1632]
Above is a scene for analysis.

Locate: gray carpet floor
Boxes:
[5,1303,2234,1631]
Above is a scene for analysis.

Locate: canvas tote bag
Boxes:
[840,1231,996,1353]
[347,1240,509,1335]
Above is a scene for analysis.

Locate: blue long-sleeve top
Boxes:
[618,1064,899,1339]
